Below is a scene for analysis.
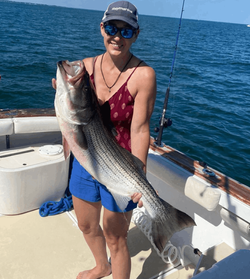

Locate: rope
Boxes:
[39,194,73,217]
[132,207,180,265]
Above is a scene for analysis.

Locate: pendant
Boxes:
[109,89,111,93]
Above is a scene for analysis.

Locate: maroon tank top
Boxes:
[90,57,142,152]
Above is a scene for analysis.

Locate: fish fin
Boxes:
[62,136,71,159]
[151,198,196,253]
[73,126,88,150]
[111,192,132,212]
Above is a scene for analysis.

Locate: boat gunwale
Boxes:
[1,108,250,207]
[149,139,250,207]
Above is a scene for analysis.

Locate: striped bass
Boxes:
[54,60,196,253]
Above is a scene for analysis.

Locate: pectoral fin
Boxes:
[111,191,132,212]
[74,126,88,150]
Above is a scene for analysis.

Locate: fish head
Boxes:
[55,60,97,125]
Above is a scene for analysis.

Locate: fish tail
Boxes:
[151,198,196,253]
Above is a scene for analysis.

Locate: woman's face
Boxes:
[100,20,139,57]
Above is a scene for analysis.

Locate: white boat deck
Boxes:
[0,208,235,279]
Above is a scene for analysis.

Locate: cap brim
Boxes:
[102,16,138,29]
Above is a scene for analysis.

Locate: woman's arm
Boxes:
[130,65,157,206]
[131,65,157,171]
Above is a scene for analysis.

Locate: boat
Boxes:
[247,24,250,27]
[1,108,250,279]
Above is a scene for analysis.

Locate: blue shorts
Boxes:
[69,158,137,213]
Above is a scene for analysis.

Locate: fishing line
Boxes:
[155,0,186,146]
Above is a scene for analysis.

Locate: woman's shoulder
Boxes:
[128,56,156,100]
[82,56,100,75]
[132,56,156,81]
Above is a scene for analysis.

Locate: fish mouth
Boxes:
[57,60,85,86]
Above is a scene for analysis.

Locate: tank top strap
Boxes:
[126,60,143,82]
[92,56,98,77]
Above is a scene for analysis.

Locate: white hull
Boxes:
[1,108,250,278]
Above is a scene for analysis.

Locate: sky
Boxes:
[9,0,250,25]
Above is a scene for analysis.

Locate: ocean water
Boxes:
[1,1,250,186]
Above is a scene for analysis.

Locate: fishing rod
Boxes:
[155,0,186,146]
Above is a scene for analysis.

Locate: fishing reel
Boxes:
[154,117,172,133]
[154,117,172,147]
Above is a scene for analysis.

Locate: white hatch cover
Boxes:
[39,145,63,156]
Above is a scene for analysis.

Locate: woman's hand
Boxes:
[131,189,159,208]
[52,78,57,89]
[131,192,143,208]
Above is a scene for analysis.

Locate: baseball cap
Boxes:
[102,1,139,29]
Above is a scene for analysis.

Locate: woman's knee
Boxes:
[77,221,92,234]
[103,209,131,252]
[77,219,101,235]
[104,230,128,253]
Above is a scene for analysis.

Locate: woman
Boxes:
[54,1,156,278]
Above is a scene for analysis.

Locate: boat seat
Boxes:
[0,116,69,215]
[193,249,250,278]
[0,116,61,150]
[0,116,60,136]
[13,116,60,134]
[0,118,14,136]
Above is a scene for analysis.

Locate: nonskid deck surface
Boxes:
[0,208,174,279]
[0,210,85,279]
[0,209,235,279]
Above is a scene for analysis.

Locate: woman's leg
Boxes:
[103,208,133,279]
[73,195,112,279]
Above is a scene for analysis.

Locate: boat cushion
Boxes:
[193,249,250,278]
[0,118,14,136]
[147,151,221,211]
[13,117,60,134]
[184,176,221,211]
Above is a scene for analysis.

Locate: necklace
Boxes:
[100,53,133,93]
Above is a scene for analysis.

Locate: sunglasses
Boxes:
[104,23,136,39]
